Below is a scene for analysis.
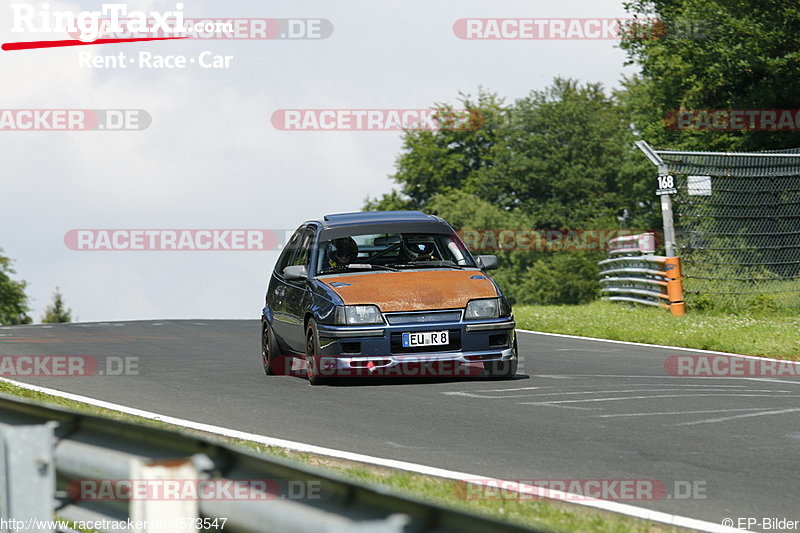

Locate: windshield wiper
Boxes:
[319,263,399,274]
[354,263,400,272]
[386,261,470,270]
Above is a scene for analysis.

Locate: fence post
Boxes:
[658,169,677,258]
[129,457,200,533]
[635,141,677,257]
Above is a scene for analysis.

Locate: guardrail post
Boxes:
[130,457,200,533]
[0,422,56,533]
[664,257,685,316]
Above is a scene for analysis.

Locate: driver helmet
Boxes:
[331,237,358,266]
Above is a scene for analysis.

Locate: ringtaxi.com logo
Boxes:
[0,356,138,376]
[4,4,332,74]
[5,5,331,47]
[0,110,150,131]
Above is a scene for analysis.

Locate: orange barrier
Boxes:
[664,257,685,316]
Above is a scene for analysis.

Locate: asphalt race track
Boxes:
[1,320,799,528]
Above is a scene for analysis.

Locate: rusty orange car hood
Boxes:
[321,270,498,312]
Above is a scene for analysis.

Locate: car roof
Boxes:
[306,211,453,240]
[320,211,439,228]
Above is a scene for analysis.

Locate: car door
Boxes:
[269,227,305,351]
[274,226,315,353]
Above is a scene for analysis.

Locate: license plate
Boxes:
[402,330,449,347]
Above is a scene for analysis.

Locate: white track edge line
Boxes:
[0,377,743,533]
[516,328,800,365]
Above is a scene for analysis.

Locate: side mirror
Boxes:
[283,265,308,281]
[476,255,498,271]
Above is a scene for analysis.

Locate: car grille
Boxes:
[385,310,462,325]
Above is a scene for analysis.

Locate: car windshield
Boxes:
[316,232,477,274]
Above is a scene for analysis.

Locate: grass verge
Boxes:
[515,300,800,359]
[0,379,689,533]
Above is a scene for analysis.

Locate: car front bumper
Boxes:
[313,317,516,376]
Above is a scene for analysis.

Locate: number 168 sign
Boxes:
[656,174,677,195]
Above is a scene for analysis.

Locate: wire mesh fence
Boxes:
[644,147,800,311]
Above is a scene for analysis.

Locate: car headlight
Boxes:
[334,305,384,325]
[464,297,511,320]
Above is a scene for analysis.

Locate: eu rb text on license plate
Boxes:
[402,331,449,347]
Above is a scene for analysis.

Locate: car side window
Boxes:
[276,228,305,275]
[290,229,315,268]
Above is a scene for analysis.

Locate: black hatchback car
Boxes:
[261,211,518,384]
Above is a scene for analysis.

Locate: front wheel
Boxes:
[305,319,333,385]
[261,322,291,376]
[262,321,277,375]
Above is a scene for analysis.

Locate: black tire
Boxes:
[305,319,332,385]
[484,339,518,379]
[261,321,278,375]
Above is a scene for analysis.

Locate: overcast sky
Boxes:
[1,0,637,322]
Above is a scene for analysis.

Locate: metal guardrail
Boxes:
[0,394,541,533]
[599,233,686,316]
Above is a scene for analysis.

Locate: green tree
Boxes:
[0,249,32,325]
[519,253,604,305]
[369,81,655,229]
[41,287,73,323]
[465,79,652,228]
[366,91,509,211]
[620,0,800,151]
[366,81,656,304]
